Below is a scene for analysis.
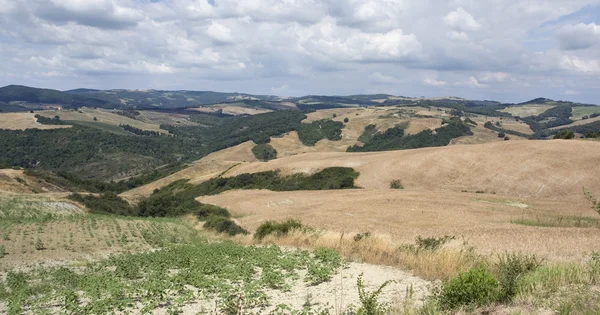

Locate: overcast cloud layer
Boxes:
[1,0,599,103]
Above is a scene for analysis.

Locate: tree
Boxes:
[498,132,505,138]
[344,117,349,123]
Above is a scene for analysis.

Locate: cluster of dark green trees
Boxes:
[483,121,529,138]
[348,118,472,152]
[296,119,344,146]
[252,143,278,161]
[119,124,161,136]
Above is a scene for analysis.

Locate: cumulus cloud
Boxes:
[556,22,600,50]
[0,0,599,103]
[444,8,481,32]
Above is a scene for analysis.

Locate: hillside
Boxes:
[0,85,113,110]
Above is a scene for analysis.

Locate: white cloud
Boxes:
[423,78,447,87]
[556,22,600,50]
[444,8,481,32]
[0,0,599,103]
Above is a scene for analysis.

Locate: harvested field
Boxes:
[0,112,70,130]
[188,104,272,115]
[500,104,555,116]
[36,108,169,133]
[571,106,600,120]
[225,140,600,199]
[550,115,600,130]
[198,189,599,262]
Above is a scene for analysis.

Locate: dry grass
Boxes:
[500,105,556,117]
[36,108,169,133]
[550,115,600,130]
[0,112,70,130]
[223,140,600,199]
[198,189,600,263]
[0,169,66,194]
[188,104,272,115]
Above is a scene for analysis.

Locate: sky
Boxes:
[1,0,599,103]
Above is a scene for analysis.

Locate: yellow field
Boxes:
[188,104,272,115]
[198,140,600,262]
[0,112,70,130]
[36,108,169,133]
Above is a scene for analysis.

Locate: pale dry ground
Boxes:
[550,115,600,130]
[188,104,272,115]
[171,262,430,314]
[226,140,600,199]
[500,104,556,117]
[36,108,169,133]
[451,116,530,145]
[119,141,259,203]
[138,110,199,126]
[198,189,599,262]
[0,112,70,130]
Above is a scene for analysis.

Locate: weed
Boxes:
[583,186,600,214]
[495,252,544,301]
[355,273,394,315]
[414,235,456,251]
[353,232,371,242]
[35,238,44,250]
[0,245,5,258]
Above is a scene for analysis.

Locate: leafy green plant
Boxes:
[440,265,499,309]
[254,219,304,240]
[390,179,404,189]
[355,273,394,315]
[495,252,544,301]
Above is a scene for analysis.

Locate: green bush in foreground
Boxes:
[496,253,544,301]
[254,219,304,240]
[203,215,248,236]
[355,273,393,315]
[440,265,499,309]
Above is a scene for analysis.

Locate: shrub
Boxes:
[344,117,349,123]
[203,215,248,236]
[254,219,304,240]
[390,179,404,189]
[0,245,5,258]
[495,253,544,301]
[504,136,510,141]
[440,265,499,309]
[498,132,505,138]
[196,203,230,220]
[554,129,575,139]
[583,187,600,214]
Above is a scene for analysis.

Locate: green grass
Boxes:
[511,216,600,228]
[571,106,600,120]
[0,239,343,314]
[0,195,82,223]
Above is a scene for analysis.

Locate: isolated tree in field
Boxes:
[344,117,349,123]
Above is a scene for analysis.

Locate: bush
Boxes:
[389,179,403,189]
[0,245,5,258]
[203,215,248,236]
[498,132,505,138]
[196,203,230,220]
[415,235,455,251]
[35,239,44,250]
[354,232,371,242]
[254,219,304,240]
[495,253,544,301]
[440,265,499,309]
[344,117,349,123]
[355,273,393,315]
[504,136,510,141]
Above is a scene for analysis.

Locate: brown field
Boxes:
[0,169,66,194]
[119,141,258,203]
[196,140,600,262]
[500,104,555,116]
[36,108,169,133]
[0,112,70,130]
[198,189,599,262]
